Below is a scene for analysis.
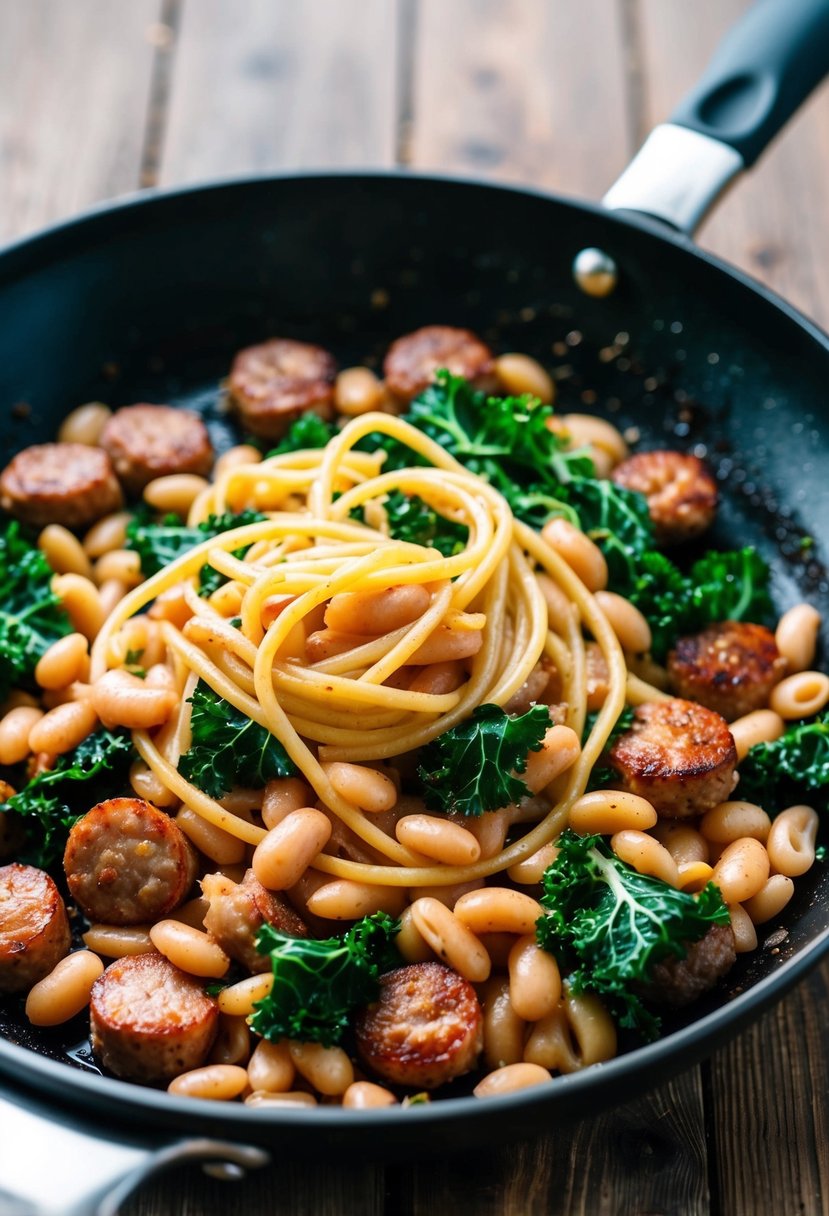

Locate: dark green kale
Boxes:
[125,508,268,596]
[178,681,296,799]
[251,912,402,1047]
[382,489,469,556]
[417,703,549,817]
[1,729,134,869]
[737,710,829,810]
[536,830,730,1039]
[266,415,337,456]
[0,520,72,698]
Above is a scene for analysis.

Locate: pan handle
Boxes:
[603,0,829,234]
[0,1085,270,1216]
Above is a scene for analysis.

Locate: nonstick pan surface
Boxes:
[1,171,829,1153]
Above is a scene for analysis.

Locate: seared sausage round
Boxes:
[611,450,718,545]
[228,338,337,440]
[202,868,308,973]
[89,951,218,1083]
[608,699,737,819]
[100,404,214,496]
[383,325,495,403]
[642,924,737,1007]
[64,797,197,925]
[668,621,786,721]
[0,863,71,993]
[355,961,483,1090]
[0,443,123,529]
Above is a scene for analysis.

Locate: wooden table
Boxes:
[2,2,828,1212]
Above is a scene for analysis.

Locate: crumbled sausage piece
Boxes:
[202,868,308,973]
[611,450,718,545]
[642,924,737,1006]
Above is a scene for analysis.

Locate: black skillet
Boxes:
[3,2,829,1212]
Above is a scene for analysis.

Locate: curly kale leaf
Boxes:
[536,830,730,1039]
[266,415,337,457]
[178,681,296,798]
[126,508,268,596]
[382,490,469,556]
[2,729,134,869]
[251,912,401,1046]
[0,520,72,698]
[417,703,549,817]
[738,710,829,810]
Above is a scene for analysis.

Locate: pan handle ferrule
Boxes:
[602,123,743,235]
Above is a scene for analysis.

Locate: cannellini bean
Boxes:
[144,474,210,516]
[35,633,89,691]
[729,903,758,953]
[409,897,491,982]
[167,1064,248,1101]
[0,706,44,765]
[244,1090,317,1108]
[770,671,829,720]
[252,808,332,890]
[700,801,771,845]
[90,669,178,730]
[218,973,274,1016]
[494,353,554,403]
[775,603,821,673]
[93,549,143,589]
[652,822,709,867]
[453,888,543,936]
[214,445,262,479]
[57,402,111,446]
[247,1039,296,1094]
[52,573,106,641]
[335,367,387,416]
[766,805,819,877]
[611,830,679,886]
[82,924,154,957]
[523,725,581,794]
[729,709,785,761]
[28,700,97,755]
[743,874,795,925]
[558,413,629,467]
[473,1062,552,1098]
[395,905,433,963]
[148,920,230,978]
[711,837,770,904]
[569,789,657,835]
[176,806,246,865]
[261,777,314,830]
[306,879,406,920]
[342,1081,397,1108]
[322,762,397,813]
[508,935,561,1021]
[540,518,608,591]
[594,591,652,654]
[325,584,431,635]
[83,512,132,559]
[289,1041,354,1096]
[209,1015,251,1067]
[482,977,526,1070]
[38,525,93,578]
[507,843,559,886]
[395,815,480,865]
[25,951,104,1026]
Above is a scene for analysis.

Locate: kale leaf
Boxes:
[266,415,337,457]
[536,830,730,1038]
[178,681,296,798]
[1,729,134,869]
[737,710,829,810]
[417,703,549,817]
[251,912,401,1046]
[0,520,72,698]
[382,490,468,556]
[126,508,268,596]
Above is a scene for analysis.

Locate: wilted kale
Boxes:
[251,912,401,1046]
[266,415,337,457]
[126,508,268,596]
[536,830,730,1039]
[738,710,829,810]
[0,520,72,698]
[382,490,468,556]
[1,729,134,869]
[178,681,296,798]
[417,703,549,817]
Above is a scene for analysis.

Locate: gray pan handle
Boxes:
[0,1086,270,1216]
[603,0,829,234]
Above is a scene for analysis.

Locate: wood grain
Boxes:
[0,0,161,243]
[159,0,398,184]
[638,0,829,328]
[409,0,632,199]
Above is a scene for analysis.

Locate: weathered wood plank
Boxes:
[409,0,632,199]
[159,0,398,184]
[386,1072,709,1216]
[0,0,162,243]
[638,0,829,328]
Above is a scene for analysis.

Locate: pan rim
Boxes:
[2,167,829,1135]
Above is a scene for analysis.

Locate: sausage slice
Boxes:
[608,699,737,819]
[64,797,197,926]
[0,863,71,993]
[202,868,308,973]
[228,338,337,440]
[355,961,483,1089]
[668,621,786,721]
[89,951,218,1083]
[641,923,736,1007]
[611,450,718,545]
[383,325,495,403]
[0,443,123,529]
[100,404,214,496]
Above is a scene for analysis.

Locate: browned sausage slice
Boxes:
[89,951,218,1083]
[228,338,337,440]
[641,923,736,1007]
[608,699,737,819]
[202,868,308,973]
[355,961,483,1090]
[0,443,123,529]
[0,863,71,993]
[611,450,718,545]
[668,621,786,721]
[64,797,197,925]
[100,404,214,496]
[383,326,495,403]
